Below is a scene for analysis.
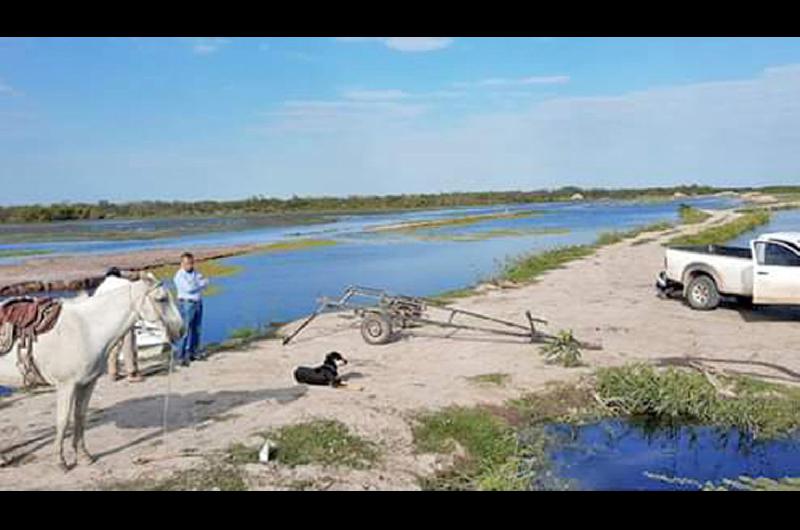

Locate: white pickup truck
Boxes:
[656,232,800,310]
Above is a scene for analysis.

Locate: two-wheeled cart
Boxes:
[281,285,599,349]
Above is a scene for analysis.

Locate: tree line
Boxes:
[0,185,787,224]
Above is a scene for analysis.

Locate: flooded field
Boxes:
[0,197,747,345]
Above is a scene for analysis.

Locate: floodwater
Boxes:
[728,208,800,247]
[186,197,740,344]
[1,197,745,345]
[538,419,800,490]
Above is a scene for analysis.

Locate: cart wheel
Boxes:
[361,314,393,345]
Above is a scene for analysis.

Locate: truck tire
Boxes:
[360,313,394,345]
[686,275,720,310]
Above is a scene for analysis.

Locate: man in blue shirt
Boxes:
[173,252,209,366]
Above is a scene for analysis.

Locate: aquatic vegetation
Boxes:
[259,420,379,469]
[467,373,511,386]
[0,248,53,258]
[417,227,571,242]
[252,238,338,253]
[594,364,800,438]
[594,221,674,246]
[678,204,712,224]
[148,259,243,298]
[666,209,771,246]
[373,210,546,234]
[540,330,583,367]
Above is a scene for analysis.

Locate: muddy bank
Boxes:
[0,243,266,297]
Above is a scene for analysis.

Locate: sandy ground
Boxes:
[1,209,799,490]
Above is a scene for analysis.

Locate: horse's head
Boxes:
[137,272,185,342]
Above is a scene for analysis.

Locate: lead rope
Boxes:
[162,348,173,457]
[159,283,173,457]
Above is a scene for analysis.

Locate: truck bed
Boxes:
[669,245,752,260]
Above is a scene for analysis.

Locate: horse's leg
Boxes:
[54,383,77,471]
[72,379,98,465]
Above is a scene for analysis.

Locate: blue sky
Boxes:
[2,37,800,205]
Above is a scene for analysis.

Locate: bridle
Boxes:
[130,279,178,338]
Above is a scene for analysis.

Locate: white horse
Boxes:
[0,273,184,470]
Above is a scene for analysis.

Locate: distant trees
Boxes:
[0,184,788,225]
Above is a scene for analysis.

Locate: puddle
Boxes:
[538,419,800,490]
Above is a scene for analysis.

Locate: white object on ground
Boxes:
[259,439,275,463]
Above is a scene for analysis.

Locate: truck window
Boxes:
[761,242,800,267]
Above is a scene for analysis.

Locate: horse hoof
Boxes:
[78,452,97,465]
[58,461,71,473]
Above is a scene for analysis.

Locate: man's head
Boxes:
[106,267,122,278]
[180,252,195,272]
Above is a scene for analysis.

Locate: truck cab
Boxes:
[750,232,800,305]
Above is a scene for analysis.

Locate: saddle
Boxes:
[0,297,62,387]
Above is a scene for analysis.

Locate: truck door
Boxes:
[752,241,800,304]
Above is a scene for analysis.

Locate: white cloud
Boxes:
[0,79,19,96]
[456,75,570,88]
[255,64,800,192]
[189,37,229,55]
[262,99,428,132]
[335,37,453,52]
[342,89,410,101]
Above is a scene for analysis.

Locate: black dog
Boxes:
[293,352,348,386]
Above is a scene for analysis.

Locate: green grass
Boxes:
[414,363,800,490]
[205,324,277,353]
[501,245,596,283]
[413,383,604,490]
[595,364,800,438]
[225,442,260,465]
[501,221,674,284]
[666,210,771,246]
[0,248,53,258]
[466,373,511,386]
[259,420,379,469]
[431,286,481,302]
[540,329,584,367]
[678,204,712,224]
[413,406,526,490]
[228,327,259,340]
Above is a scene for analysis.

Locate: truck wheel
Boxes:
[360,313,394,345]
[686,275,720,310]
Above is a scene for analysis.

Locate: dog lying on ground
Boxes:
[294,352,348,387]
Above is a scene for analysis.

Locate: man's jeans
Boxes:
[176,299,203,362]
